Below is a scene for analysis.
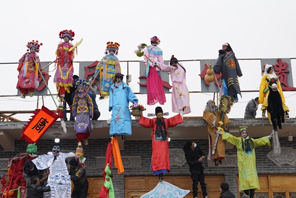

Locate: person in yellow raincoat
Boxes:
[259,64,289,118]
[222,126,271,198]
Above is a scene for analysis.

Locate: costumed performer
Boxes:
[94,41,121,99]
[203,100,231,165]
[213,43,242,101]
[137,107,183,181]
[54,29,75,102]
[16,40,42,98]
[143,36,166,105]
[158,55,191,117]
[259,64,289,118]
[72,79,94,146]
[32,145,75,198]
[109,73,138,140]
[222,126,271,198]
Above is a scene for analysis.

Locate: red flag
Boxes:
[21,106,58,144]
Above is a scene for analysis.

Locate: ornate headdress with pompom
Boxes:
[59,29,75,40]
[106,41,120,55]
[150,36,160,44]
[26,40,42,52]
[75,79,89,87]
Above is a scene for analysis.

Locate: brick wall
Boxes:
[0,137,295,197]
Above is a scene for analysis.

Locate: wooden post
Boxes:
[37,96,39,109]
[126,61,130,85]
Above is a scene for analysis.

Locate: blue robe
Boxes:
[109,82,138,136]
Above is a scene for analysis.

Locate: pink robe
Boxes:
[144,46,166,105]
[160,63,191,114]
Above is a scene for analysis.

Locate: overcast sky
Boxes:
[1,0,296,121]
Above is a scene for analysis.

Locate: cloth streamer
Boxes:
[111,136,124,174]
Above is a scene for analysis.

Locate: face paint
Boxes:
[156,112,163,119]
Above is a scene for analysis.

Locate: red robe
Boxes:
[139,114,183,172]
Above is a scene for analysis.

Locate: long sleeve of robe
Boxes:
[222,131,270,191]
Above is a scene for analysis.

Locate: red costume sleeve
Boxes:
[139,116,153,128]
[167,114,184,127]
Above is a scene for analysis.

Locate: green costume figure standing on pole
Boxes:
[222,126,271,198]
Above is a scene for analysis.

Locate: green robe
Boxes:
[222,132,270,191]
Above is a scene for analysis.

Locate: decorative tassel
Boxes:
[61,120,67,133]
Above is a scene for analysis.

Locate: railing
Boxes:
[1,58,296,121]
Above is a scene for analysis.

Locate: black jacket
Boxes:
[183,145,205,173]
[70,165,88,189]
[220,190,235,198]
[27,184,50,198]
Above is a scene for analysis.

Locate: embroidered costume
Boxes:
[109,73,138,136]
[94,42,121,98]
[139,107,183,180]
[32,146,75,198]
[54,30,75,100]
[16,40,42,98]
[159,55,191,117]
[72,79,94,145]
[222,127,270,197]
[259,64,289,119]
[203,100,231,164]
[143,36,166,105]
[214,43,242,100]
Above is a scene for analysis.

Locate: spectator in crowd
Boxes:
[219,182,235,198]
[183,141,208,198]
[244,97,259,119]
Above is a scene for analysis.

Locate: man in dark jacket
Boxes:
[219,182,235,198]
[88,77,101,120]
[27,175,51,198]
[244,97,259,119]
[69,157,89,198]
[183,141,208,198]
[64,75,79,121]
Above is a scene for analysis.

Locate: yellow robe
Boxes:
[259,74,289,121]
[222,132,270,191]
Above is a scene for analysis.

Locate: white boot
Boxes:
[180,110,184,118]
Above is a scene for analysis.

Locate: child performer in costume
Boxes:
[158,55,191,117]
[109,73,138,140]
[222,126,271,198]
[54,29,75,102]
[72,79,94,146]
[137,107,183,181]
[32,146,75,198]
[214,43,243,101]
[259,64,289,118]
[143,36,166,105]
[94,41,121,99]
[16,40,42,98]
[203,100,231,165]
